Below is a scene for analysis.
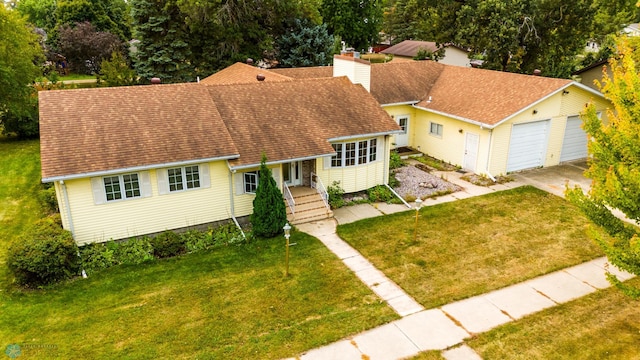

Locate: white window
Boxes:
[156,164,210,195]
[92,171,152,204]
[331,144,343,167]
[244,171,258,193]
[330,138,379,168]
[103,173,141,201]
[399,117,408,134]
[430,122,443,137]
[168,165,200,192]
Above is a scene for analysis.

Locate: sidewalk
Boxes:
[289,166,635,360]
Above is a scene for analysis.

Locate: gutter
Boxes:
[43,154,240,183]
[412,104,495,129]
[228,153,334,172]
[328,130,403,142]
[381,101,420,107]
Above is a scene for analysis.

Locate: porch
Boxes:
[284,186,334,225]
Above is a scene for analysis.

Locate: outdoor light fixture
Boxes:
[414,199,423,242]
[283,223,292,277]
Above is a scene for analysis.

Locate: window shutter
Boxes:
[91,177,105,205]
[157,169,168,195]
[235,172,244,195]
[200,164,211,188]
[140,171,152,198]
[323,156,331,169]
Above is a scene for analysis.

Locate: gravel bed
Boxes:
[392,165,462,199]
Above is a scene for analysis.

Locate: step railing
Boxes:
[310,172,330,210]
[283,182,295,216]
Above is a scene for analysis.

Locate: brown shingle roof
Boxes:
[207,77,400,168]
[269,66,333,79]
[370,61,444,105]
[39,84,239,180]
[200,62,293,85]
[381,40,441,57]
[416,66,572,125]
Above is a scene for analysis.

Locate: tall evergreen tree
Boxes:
[276,19,334,67]
[131,0,192,83]
[250,154,287,238]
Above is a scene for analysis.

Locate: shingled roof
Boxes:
[381,40,443,57]
[200,62,292,85]
[268,66,332,79]
[370,61,444,105]
[208,77,400,168]
[415,66,572,125]
[40,84,239,181]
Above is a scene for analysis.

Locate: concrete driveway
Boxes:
[511,160,592,197]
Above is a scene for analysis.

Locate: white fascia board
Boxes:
[328,130,402,142]
[43,154,240,183]
[228,153,335,172]
[412,105,493,129]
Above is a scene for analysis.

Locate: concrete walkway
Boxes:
[288,163,636,360]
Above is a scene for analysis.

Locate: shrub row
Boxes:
[8,220,246,286]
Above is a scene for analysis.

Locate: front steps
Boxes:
[286,187,333,225]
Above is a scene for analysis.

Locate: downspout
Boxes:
[383,135,390,185]
[59,180,75,237]
[60,180,87,278]
[484,129,497,182]
[228,170,235,216]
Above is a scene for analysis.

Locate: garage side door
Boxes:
[560,115,588,162]
[506,120,549,172]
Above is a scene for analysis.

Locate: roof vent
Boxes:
[150,77,161,84]
[246,58,254,65]
[256,74,265,81]
[533,69,542,76]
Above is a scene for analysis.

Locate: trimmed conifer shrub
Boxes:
[250,154,287,238]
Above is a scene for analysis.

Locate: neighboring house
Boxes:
[272,58,610,176]
[624,23,640,37]
[381,40,470,67]
[39,59,400,244]
[572,59,611,92]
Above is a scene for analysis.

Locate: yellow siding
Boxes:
[231,165,281,218]
[488,85,611,174]
[383,105,416,147]
[316,136,390,193]
[64,161,232,245]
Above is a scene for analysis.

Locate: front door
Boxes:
[283,161,302,186]
[463,132,479,172]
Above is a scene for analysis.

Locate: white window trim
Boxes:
[330,138,379,168]
[429,122,443,138]
[243,171,259,194]
[157,164,210,195]
[91,171,152,205]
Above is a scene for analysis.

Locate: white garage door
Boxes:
[560,116,588,162]
[507,120,549,172]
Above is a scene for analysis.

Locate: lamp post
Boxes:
[283,223,291,277]
[414,199,422,242]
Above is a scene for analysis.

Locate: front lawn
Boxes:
[467,277,640,359]
[0,138,397,359]
[337,186,605,309]
[0,232,397,359]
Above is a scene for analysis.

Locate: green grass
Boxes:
[360,53,392,63]
[0,231,397,359]
[0,138,43,287]
[0,138,397,359]
[58,74,97,81]
[337,186,605,309]
[413,155,460,171]
[468,277,640,359]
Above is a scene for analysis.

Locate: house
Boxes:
[39,60,401,245]
[572,59,611,92]
[272,58,610,176]
[380,40,470,67]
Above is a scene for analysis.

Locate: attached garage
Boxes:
[560,115,588,162]
[506,120,550,172]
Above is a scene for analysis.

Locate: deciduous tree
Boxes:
[566,37,640,298]
[321,0,383,51]
[0,6,43,137]
[57,21,124,74]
